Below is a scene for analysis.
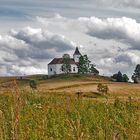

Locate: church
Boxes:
[48,47,81,76]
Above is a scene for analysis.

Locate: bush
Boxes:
[29,79,37,90]
[97,83,109,95]
[42,75,48,80]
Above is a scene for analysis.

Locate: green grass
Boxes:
[44,74,111,81]
[0,76,140,139]
[0,91,139,140]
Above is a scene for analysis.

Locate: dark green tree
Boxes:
[132,64,140,83]
[77,55,91,74]
[122,74,129,82]
[111,71,129,82]
[112,72,129,82]
[116,71,123,82]
[90,64,99,75]
[112,73,118,81]
[61,54,71,74]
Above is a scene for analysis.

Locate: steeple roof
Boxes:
[74,47,81,55]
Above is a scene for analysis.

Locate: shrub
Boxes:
[42,75,48,80]
[29,79,37,90]
[97,83,109,95]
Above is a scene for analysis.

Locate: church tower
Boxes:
[73,47,81,63]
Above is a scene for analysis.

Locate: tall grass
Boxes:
[0,79,21,140]
[0,90,140,139]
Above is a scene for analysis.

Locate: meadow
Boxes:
[0,74,140,140]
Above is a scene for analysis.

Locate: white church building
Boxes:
[48,47,81,76]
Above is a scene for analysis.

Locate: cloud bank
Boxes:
[79,17,140,50]
[0,15,140,77]
[0,26,75,75]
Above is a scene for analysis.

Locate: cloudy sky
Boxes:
[0,0,140,77]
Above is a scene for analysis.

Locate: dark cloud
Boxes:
[11,27,74,52]
[115,52,140,65]
[0,26,75,75]
[79,17,140,50]
[9,27,75,61]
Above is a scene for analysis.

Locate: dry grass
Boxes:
[0,77,16,83]
[38,80,140,100]
[1,76,140,101]
[0,75,140,139]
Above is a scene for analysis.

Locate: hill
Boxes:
[0,74,140,101]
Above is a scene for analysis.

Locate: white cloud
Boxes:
[115,52,140,65]
[0,26,76,75]
[78,16,140,50]
[37,15,140,51]
[11,26,75,52]
[99,51,140,74]
[0,14,140,77]
[10,65,47,75]
[86,0,140,8]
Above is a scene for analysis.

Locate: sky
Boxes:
[0,0,140,77]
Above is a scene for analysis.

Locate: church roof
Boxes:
[48,58,77,65]
[73,47,81,55]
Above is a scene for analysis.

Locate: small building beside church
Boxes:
[48,47,81,76]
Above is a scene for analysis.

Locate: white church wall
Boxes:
[56,64,64,74]
[55,64,78,74]
[48,64,57,76]
[71,64,78,73]
[48,64,78,76]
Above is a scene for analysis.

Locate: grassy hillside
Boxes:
[0,74,140,102]
[0,74,140,139]
[14,74,140,100]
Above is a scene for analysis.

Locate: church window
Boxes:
[73,67,75,72]
[50,68,52,71]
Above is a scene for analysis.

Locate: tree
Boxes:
[112,72,129,82]
[77,55,91,74]
[112,73,118,80]
[90,64,99,75]
[116,71,123,82]
[122,74,129,82]
[112,71,124,82]
[61,54,71,74]
[132,64,140,83]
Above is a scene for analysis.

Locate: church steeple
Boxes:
[74,47,81,55]
[73,47,81,63]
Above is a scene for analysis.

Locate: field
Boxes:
[0,74,140,139]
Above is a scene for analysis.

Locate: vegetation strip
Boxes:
[49,82,113,90]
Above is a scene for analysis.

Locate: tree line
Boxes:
[111,71,129,82]
[112,64,140,83]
